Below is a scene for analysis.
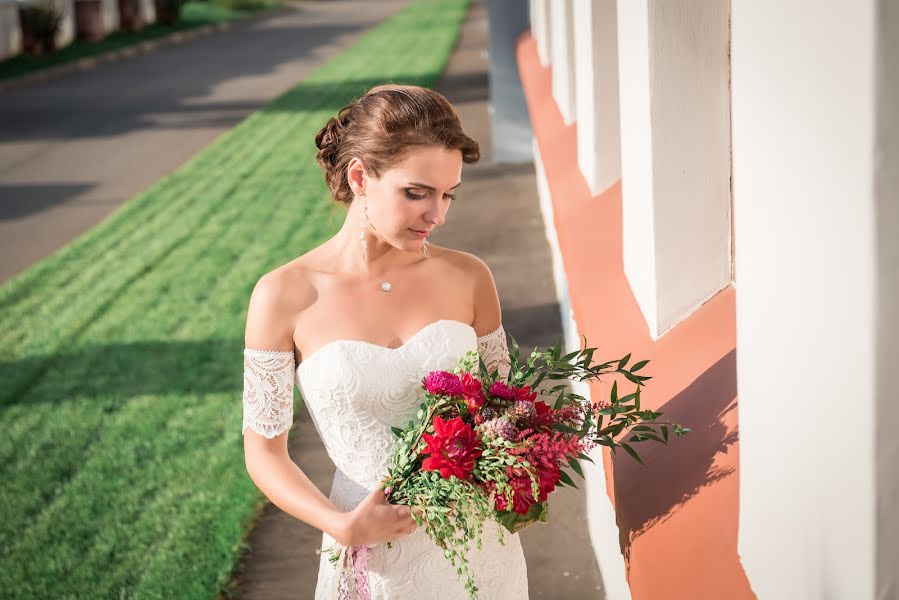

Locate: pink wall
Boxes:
[516,31,755,599]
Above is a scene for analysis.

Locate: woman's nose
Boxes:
[425,209,446,226]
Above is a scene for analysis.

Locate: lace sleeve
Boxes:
[242,347,296,439]
[477,324,512,380]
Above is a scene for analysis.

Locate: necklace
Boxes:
[361,205,429,293]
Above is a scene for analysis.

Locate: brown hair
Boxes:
[314,83,480,205]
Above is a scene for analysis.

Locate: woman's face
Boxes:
[356,145,463,253]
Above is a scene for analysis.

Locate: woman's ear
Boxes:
[346,157,367,196]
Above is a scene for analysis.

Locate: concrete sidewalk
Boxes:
[0,0,409,284]
[234,1,606,598]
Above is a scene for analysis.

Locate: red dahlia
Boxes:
[421,415,483,481]
[460,372,487,412]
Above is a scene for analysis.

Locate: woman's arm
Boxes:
[242,272,352,545]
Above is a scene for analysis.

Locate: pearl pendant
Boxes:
[381,282,392,292]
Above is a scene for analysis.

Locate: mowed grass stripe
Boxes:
[0,0,469,597]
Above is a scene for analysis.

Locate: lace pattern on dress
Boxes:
[476,324,512,380]
[242,347,296,438]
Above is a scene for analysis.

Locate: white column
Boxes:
[101,0,120,33]
[733,0,898,597]
[530,0,551,67]
[0,0,21,60]
[549,0,576,125]
[573,0,621,196]
[617,0,732,339]
[875,4,899,596]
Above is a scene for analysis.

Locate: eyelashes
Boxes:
[405,190,456,201]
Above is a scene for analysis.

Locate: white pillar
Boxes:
[549,0,576,125]
[530,0,551,67]
[617,0,732,340]
[733,0,898,597]
[573,0,621,196]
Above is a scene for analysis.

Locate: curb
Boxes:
[0,5,294,94]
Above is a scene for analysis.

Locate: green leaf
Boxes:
[577,451,595,464]
[567,456,584,478]
[553,387,566,409]
[630,359,649,372]
[390,426,404,437]
[610,379,618,404]
[558,469,578,489]
[620,442,644,465]
[617,353,631,370]
[661,424,669,443]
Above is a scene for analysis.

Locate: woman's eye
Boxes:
[444,194,455,201]
[405,190,426,200]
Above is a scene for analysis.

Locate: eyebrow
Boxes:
[408,181,462,191]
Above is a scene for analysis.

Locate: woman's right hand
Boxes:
[340,486,423,547]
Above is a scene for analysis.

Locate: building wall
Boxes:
[521,0,898,597]
[517,30,752,599]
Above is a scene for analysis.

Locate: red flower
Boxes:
[532,400,554,429]
[514,385,538,402]
[460,372,487,412]
[493,466,538,515]
[421,415,483,480]
[535,463,561,501]
[488,380,516,401]
[423,370,464,397]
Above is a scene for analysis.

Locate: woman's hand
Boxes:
[339,486,424,547]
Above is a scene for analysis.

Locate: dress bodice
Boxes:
[295,319,479,490]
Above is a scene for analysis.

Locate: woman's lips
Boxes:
[409,228,430,237]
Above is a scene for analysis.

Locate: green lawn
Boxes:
[0,0,283,82]
[0,0,469,597]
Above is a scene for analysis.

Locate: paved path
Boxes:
[234,1,606,598]
[0,0,409,284]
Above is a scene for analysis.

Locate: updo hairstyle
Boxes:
[314,84,480,205]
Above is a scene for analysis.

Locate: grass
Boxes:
[0,0,470,597]
[0,0,283,82]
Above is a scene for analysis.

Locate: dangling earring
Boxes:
[421,236,431,258]
[359,195,368,262]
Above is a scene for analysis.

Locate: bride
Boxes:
[241,84,529,599]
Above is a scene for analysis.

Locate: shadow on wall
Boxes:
[611,349,739,564]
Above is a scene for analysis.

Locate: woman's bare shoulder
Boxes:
[245,256,317,349]
[428,244,490,277]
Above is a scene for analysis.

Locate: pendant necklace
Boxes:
[360,197,430,293]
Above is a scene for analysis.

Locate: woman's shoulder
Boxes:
[248,256,316,318]
[428,244,494,281]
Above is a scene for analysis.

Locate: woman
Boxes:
[240,84,528,599]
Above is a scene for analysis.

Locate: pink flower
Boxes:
[488,380,516,401]
[423,370,464,397]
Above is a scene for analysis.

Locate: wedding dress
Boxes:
[242,318,530,599]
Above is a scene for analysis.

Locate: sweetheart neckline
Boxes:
[296,318,476,373]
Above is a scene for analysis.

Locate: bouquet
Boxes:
[323,333,691,599]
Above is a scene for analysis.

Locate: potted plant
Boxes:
[117,0,144,31]
[18,0,64,54]
[74,0,105,41]
[153,0,182,25]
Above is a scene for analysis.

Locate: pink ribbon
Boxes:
[331,543,372,600]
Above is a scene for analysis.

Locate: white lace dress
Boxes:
[241,319,529,599]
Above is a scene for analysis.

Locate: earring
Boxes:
[359,195,368,262]
[421,236,430,259]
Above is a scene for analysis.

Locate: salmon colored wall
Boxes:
[516,31,755,599]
